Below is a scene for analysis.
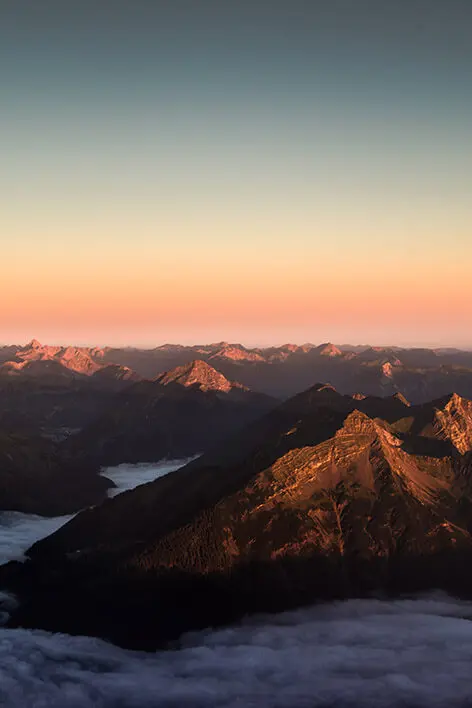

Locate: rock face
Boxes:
[313,342,343,357]
[13,340,102,375]
[7,386,472,649]
[394,393,472,454]
[431,393,472,454]
[209,343,266,363]
[156,359,244,393]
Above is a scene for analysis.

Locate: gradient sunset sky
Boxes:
[2,0,472,348]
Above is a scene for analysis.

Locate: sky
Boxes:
[1,0,472,348]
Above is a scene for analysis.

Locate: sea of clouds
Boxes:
[2,459,472,706]
[1,594,472,707]
[0,511,74,565]
[101,459,195,497]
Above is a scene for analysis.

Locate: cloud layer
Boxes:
[1,594,472,707]
[0,512,73,565]
[2,464,472,706]
[100,459,192,497]
[0,460,190,567]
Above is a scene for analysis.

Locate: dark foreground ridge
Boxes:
[4,385,472,648]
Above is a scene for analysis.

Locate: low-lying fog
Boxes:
[1,595,472,707]
[0,460,192,564]
[101,459,195,497]
[0,511,74,565]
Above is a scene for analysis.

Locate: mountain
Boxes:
[313,342,343,357]
[6,386,472,649]
[0,361,140,439]
[13,340,103,375]
[0,428,110,514]
[393,392,472,454]
[0,345,20,365]
[98,341,472,399]
[209,342,266,363]
[3,340,472,401]
[91,364,141,385]
[156,359,244,393]
[0,359,81,383]
[62,361,277,466]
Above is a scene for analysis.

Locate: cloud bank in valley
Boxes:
[0,512,74,565]
[1,595,472,707]
[0,460,192,567]
[101,459,194,497]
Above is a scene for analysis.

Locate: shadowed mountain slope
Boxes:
[6,386,472,648]
[62,361,277,466]
[0,429,110,515]
[0,364,138,438]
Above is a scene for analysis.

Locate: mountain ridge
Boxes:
[6,385,472,648]
[61,360,276,467]
[156,359,246,393]
[3,339,472,402]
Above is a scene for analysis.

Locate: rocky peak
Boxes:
[444,392,468,409]
[311,383,338,394]
[338,409,377,434]
[157,360,239,393]
[392,392,410,407]
[335,410,394,444]
[210,343,265,362]
[432,393,472,454]
[382,362,395,378]
[59,347,100,374]
[314,342,343,357]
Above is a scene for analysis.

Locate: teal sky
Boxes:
[1,1,472,347]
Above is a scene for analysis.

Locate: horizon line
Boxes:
[2,338,472,353]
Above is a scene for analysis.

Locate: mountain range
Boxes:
[63,360,276,467]
[0,359,275,512]
[5,383,472,648]
[3,339,472,401]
